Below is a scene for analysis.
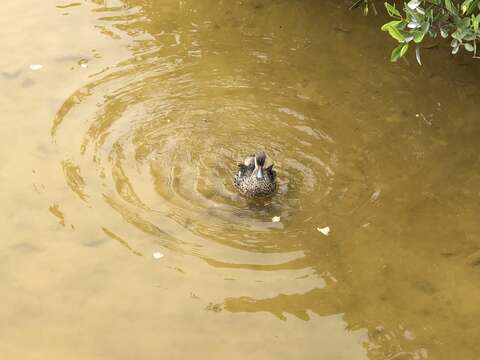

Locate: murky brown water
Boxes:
[2,0,480,359]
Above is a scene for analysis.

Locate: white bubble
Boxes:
[317,226,330,236]
[152,252,164,259]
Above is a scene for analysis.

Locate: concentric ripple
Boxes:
[50,4,370,271]
[52,56,340,266]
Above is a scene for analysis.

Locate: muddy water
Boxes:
[2,0,480,359]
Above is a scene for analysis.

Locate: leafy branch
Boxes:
[358,0,480,64]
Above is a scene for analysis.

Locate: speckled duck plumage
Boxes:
[234,151,277,198]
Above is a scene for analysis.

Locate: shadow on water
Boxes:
[51,0,480,359]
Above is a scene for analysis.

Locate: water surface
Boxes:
[2,1,480,359]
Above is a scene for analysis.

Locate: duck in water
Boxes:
[234,151,277,198]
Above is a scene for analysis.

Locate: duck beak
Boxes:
[256,167,264,179]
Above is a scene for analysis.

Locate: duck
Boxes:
[234,151,277,198]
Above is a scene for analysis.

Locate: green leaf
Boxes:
[385,2,402,18]
[461,0,472,14]
[381,20,402,31]
[407,0,421,10]
[465,42,475,51]
[381,20,407,43]
[415,44,422,65]
[413,21,430,44]
[391,45,403,62]
[461,0,479,15]
[440,27,449,38]
[444,0,456,13]
[452,28,466,40]
[473,14,480,32]
[413,30,427,43]
[400,43,409,56]
[390,27,407,42]
[391,43,409,62]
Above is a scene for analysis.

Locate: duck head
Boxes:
[254,151,266,179]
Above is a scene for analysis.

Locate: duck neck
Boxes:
[255,163,264,179]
